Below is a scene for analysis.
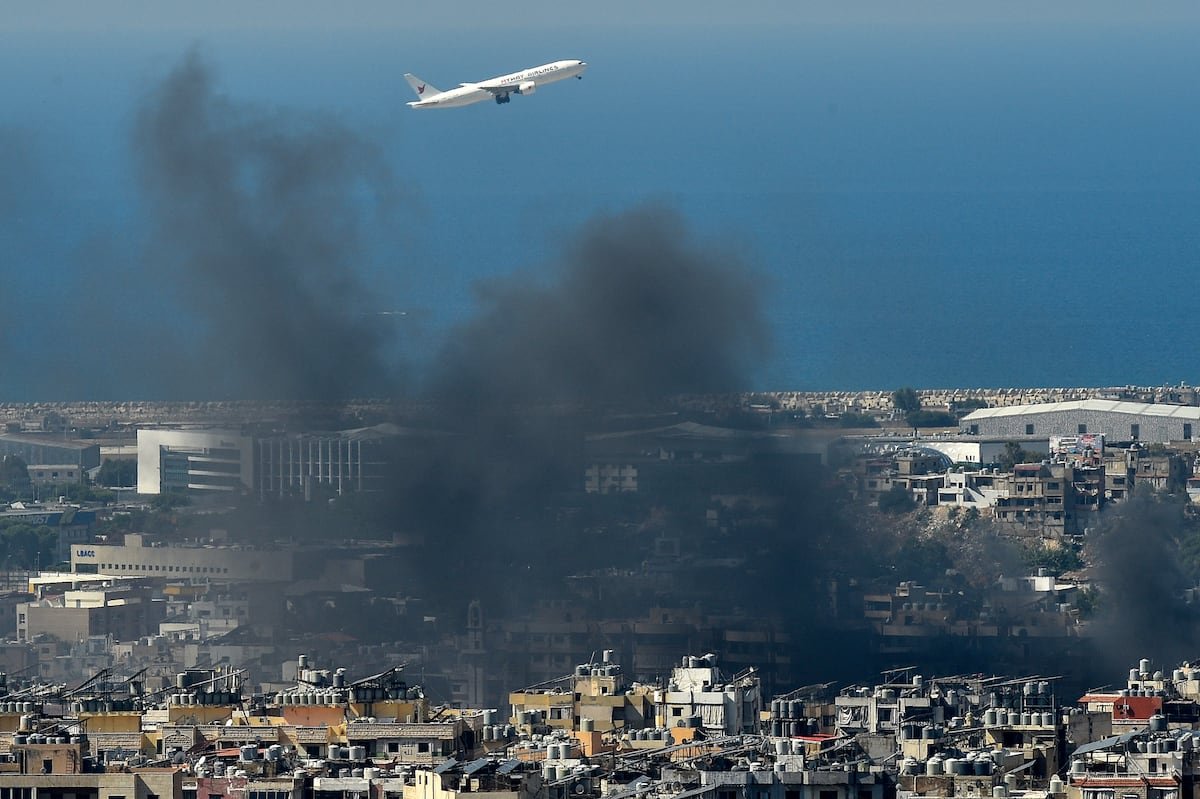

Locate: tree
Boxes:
[838,412,880,428]
[892,387,922,416]
[0,456,31,498]
[97,459,137,488]
[997,441,1043,470]
[907,410,958,428]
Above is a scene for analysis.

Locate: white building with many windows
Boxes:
[137,428,254,495]
[71,533,293,582]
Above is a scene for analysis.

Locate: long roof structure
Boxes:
[962,399,1200,421]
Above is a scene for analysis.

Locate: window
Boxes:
[1185,423,1193,440]
[1077,424,1087,434]
[417,742,430,753]
[1026,424,1035,435]
[1131,424,1140,440]
[969,424,979,435]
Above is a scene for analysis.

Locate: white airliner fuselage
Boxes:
[404,60,587,108]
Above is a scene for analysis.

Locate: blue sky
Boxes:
[1,2,1198,398]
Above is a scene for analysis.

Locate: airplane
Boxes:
[403,59,587,108]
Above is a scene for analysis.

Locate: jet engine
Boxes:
[517,81,536,95]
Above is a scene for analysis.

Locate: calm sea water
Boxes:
[1,22,1197,398]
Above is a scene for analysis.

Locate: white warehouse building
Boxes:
[962,399,1200,444]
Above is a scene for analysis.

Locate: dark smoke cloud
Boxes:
[381,207,772,602]
[1087,485,1200,670]
[431,206,769,408]
[133,50,401,400]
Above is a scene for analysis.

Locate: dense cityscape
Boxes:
[3,4,1197,799]
[0,386,1198,799]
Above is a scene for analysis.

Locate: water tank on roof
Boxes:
[239,745,257,762]
[1141,658,1153,675]
[1151,714,1168,733]
[1049,775,1065,795]
[926,757,944,776]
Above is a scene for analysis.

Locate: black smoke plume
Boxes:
[133,50,400,400]
[431,206,769,408]
[381,206,771,601]
[1087,485,1200,671]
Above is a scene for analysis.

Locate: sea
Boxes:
[0,19,1197,399]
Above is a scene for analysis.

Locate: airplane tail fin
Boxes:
[403,73,441,100]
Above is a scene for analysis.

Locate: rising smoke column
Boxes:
[1087,485,1200,671]
[386,206,772,602]
[431,206,769,408]
[133,51,400,400]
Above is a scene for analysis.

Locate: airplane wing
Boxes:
[465,82,519,95]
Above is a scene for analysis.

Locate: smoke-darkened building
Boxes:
[255,423,412,498]
[0,433,101,471]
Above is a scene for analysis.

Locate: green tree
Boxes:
[997,441,1043,470]
[151,491,191,511]
[1022,543,1084,575]
[950,398,990,415]
[97,460,137,488]
[0,455,31,496]
[907,410,958,428]
[892,387,922,416]
[838,412,880,428]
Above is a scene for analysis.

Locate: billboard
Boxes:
[1050,433,1104,457]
